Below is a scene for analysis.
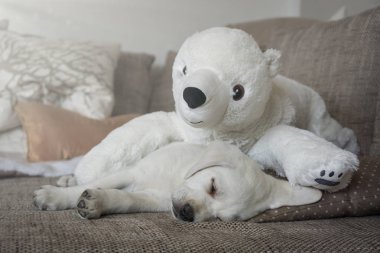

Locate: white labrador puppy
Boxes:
[33,141,321,222]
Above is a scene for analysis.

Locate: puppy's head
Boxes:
[171,141,322,222]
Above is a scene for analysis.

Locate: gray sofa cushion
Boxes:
[0,176,379,252]
[113,52,155,115]
[266,7,380,156]
[231,8,380,156]
[149,51,176,113]
[228,17,320,51]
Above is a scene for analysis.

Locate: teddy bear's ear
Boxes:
[264,49,281,77]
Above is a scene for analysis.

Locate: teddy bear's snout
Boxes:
[183,87,207,109]
[177,69,230,128]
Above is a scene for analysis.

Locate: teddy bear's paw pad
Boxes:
[310,162,356,192]
[314,170,344,186]
[297,150,358,192]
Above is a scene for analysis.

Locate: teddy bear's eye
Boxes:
[182,66,187,75]
[232,84,244,101]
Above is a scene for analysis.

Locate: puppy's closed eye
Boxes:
[208,178,217,197]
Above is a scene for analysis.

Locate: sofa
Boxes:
[1,7,379,252]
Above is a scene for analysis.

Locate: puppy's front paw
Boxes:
[33,185,69,210]
[76,189,105,219]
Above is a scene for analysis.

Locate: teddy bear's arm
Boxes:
[248,125,358,192]
[274,75,359,154]
[73,111,184,185]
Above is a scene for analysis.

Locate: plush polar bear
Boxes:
[71,27,359,192]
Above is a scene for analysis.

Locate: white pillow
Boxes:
[0,19,8,30]
[0,30,120,132]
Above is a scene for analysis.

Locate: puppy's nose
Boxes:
[183,87,206,109]
[179,203,194,222]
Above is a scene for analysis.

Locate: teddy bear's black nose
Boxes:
[183,87,206,109]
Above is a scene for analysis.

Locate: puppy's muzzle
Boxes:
[172,203,194,222]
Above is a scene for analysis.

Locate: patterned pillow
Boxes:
[0,30,120,132]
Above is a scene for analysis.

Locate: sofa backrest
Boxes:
[112,52,155,116]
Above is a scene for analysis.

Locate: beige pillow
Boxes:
[15,101,138,162]
[112,52,155,115]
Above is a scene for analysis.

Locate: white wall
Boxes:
[0,0,300,64]
[300,0,380,20]
[1,0,378,64]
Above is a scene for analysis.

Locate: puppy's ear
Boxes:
[269,180,322,209]
[185,141,240,179]
[264,49,281,77]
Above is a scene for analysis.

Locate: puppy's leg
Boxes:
[249,125,358,192]
[76,189,170,219]
[34,169,133,211]
[33,185,84,211]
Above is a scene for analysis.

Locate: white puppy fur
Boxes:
[67,27,358,192]
[34,142,321,222]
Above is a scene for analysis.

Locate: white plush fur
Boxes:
[34,142,322,222]
[67,27,359,192]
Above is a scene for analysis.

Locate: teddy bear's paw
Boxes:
[293,150,359,192]
[312,168,354,192]
[315,169,344,186]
